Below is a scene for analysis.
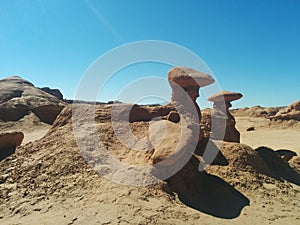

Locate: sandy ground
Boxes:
[236,117,300,155]
[0,112,51,145]
[0,112,299,225]
[21,129,50,145]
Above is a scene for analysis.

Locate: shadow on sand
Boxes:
[256,146,300,186]
[178,173,249,219]
[164,158,250,219]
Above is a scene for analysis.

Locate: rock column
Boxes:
[207,90,243,143]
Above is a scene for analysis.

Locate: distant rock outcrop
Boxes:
[0,76,66,124]
[267,100,300,121]
[0,132,24,161]
[39,87,64,100]
[231,105,282,118]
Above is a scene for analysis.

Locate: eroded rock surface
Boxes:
[268,100,300,121]
[40,87,64,100]
[0,76,66,124]
[202,90,242,143]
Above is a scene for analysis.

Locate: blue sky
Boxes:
[0,0,299,108]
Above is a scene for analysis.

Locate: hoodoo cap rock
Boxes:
[168,66,215,88]
[208,90,243,103]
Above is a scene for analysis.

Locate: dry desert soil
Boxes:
[0,107,299,225]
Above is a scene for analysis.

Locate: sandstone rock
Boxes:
[51,104,73,129]
[204,90,243,143]
[207,90,242,103]
[0,132,24,161]
[231,105,281,118]
[150,120,196,166]
[168,66,215,88]
[39,87,64,100]
[267,100,300,121]
[246,127,255,131]
[288,100,300,111]
[166,111,180,123]
[31,105,66,125]
[68,67,220,185]
[0,76,66,124]
[0,101,30,121]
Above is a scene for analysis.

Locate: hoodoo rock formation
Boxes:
[166,66,214,124]
[202,90,243,143]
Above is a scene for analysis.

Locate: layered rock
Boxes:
[0,76,66,124]
[267,100,300,121]
[167,67,215,124]
[230,105,281,118]
[40,87,64,100]
[203,90,242,143]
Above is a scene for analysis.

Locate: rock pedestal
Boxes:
[206,90,243,143]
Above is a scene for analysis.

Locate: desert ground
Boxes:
[236,116,300,156]
[0,105,299,225]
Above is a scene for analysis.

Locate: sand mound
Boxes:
[217,142,271,174]
[205,141,300,193]
[256,146,300,185]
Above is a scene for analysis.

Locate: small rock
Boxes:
[246,127,255,131]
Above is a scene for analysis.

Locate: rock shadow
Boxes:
[256,146,300,186]
[0,145,17,161]
[0,132,24,161]
[275,149,297,161]
[194,138,229,166]
[164,158,249,219]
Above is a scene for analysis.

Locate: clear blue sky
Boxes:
[0,0,299,108]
